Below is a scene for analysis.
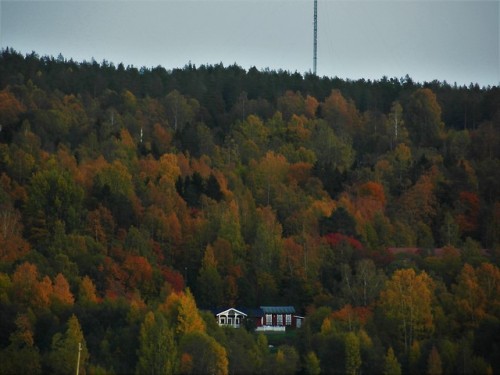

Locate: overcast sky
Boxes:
[1,0,499,87]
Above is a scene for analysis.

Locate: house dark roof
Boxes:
[242,308,264,317]
[260,306,296,314]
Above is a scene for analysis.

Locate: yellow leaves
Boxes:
[320,316,333,335]
[453,263,486,327]
[180,331,228,375]
[201,245,218,269]
[158,153,181,187]
[249,151,290,206]
[121,89,137,111]
[394,143,412,164]
[380,269,435,351]
[310,198,336,218]
[79,276,99,304]
[159,289,206,335]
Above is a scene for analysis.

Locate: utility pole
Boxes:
[76,342,82,375]
[313,0,318,75]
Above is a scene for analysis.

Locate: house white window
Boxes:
[286,314,292,325]
[236,317,240,325]
[220,317,226,325]
[277,314,283,326]
[266,314,273,325]
[228,317,233,325]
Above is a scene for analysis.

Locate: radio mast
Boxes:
[313,0,318,75]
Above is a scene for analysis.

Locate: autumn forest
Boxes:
[0,48,499,374]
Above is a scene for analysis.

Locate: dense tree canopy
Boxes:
[0,48,499,373]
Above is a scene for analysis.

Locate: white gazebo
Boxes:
[216,308,247,328]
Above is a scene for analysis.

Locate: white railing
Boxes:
[255,325,286,332]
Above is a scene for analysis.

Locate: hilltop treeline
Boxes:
[0,48,499,374]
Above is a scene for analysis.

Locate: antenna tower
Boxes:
[313,0,318,75]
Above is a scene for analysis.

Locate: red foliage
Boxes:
[123,255,153,289]
[324,233,363,251]
[161,266,185,292]
[151,240,164,264]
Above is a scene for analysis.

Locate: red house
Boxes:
[255,306,304,332]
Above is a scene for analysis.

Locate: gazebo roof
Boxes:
[215,307,247,317]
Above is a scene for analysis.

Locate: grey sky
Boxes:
[1,0,499,87]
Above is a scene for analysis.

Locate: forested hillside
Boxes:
[0,48,499,374]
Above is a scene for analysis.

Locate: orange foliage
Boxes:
[287,114,311,141]
[176,153,191,178]
[166,212,183,246]
[352,181,387,226]
[0,90,25,125]
[79,155,109,192]
[283,237,306,280]
[321,90,360,136]
[0,205,30,263]
[51,273,74,306]
[120,128,136,148]
[152,123,172,154]
[398,168,439,224]
[11,262,52,309]
[305,95,319,118]
[331,304,372,327]
[123,255,153,289]
[287,162,312,186]
[180,353,194,373]
[86,205,115,246]
[0,234,30,264]
[138,155,160,182]
[456,191,480,235]
[358,181,386,205]
[38,276,53,309]
[190,155,212,179]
